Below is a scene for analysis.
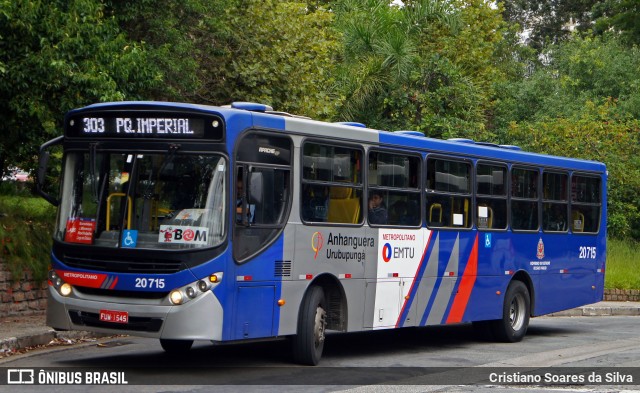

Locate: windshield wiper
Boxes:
[142,143,180,199]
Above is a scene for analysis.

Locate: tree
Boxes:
[206,0,340,118]
[592,0,640,46]
[333,0,511,140]
[494,35,640,240]
[505,100,640,240]
[493,35,640,129]
[497,0,599,51]
[105,0,228,101]
[0,0,160,178]
[332,0,462,129]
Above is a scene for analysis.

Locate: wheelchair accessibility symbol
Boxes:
[122,230,138,248]
[484,233,492,248]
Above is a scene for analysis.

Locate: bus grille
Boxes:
[63,255,184,274]
[69,310,163,332]
[74,286,169,299]
[274,260,291,277]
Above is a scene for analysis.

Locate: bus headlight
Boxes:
[186,287,196,299]
[60,283,73,297]
[167,273,223,306]
[169,290,183,305]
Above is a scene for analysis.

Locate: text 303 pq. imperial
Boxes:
[37,101,607,365]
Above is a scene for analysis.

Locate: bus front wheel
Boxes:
[292,285,327,365]
[493,280,530,342]
[160,338,193,353]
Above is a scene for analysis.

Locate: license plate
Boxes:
[99,309,129,324]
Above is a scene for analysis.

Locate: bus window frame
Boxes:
[367,148,423,228]
[233,129,294,263]
[541,170,570,233]
[509,165,541,233]
[300,138,365,227]
[475,160,509,232]
[425,154,473,231]
[569,172,602,235]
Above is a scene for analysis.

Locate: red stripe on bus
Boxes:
[446,235,478,324]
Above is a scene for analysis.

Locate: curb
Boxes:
[548,306,640,317]
[0,330,108,355]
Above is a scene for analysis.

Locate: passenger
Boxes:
[368,191,388,225]
[236,172,255,224]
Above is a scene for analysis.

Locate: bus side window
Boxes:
[511,167,539,231]
[368,151,421,227]
[571,175,601,233]
[426,158,471,229]
[476,164,507,230]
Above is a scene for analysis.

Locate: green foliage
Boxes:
[493,34,640,240]
[0,196,56,282]
[106,0,225,101]
[494,35,640,128]
[333,0,509,137]
[497,0,599,51]
[606,238,640,290]
[593,0,640,46]
[505,99,640,240]
[0,0,161,177]
[197,0,340,119]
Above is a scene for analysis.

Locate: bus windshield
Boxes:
[55,151,227,250]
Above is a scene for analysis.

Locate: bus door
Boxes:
[232,131,292,339]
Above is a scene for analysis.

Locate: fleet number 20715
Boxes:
[135,277,165,289]
[579,246,597,259]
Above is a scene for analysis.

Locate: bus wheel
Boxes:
[493,280,530,343]
[292,285,327,365]
[160,339,193,353]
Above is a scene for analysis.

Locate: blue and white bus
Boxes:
[37,101,606,365]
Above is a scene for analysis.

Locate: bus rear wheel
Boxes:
[493,280,530,342]
[292,285,327,366]
[160,339,193,353]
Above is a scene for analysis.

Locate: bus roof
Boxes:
[68,101,606,173]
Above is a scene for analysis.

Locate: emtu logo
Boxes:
[311,232,324,259]
[382,243,392,262]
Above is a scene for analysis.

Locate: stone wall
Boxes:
[0,263,48,317]
[604,288,640,302]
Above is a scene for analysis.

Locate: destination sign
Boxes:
[66,112,223,140]
[75,117,203,136]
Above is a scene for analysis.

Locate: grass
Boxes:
[605,238,640,290]
[0,185,56,282]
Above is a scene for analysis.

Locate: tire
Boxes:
[160,339,193,353]
[292,286,327,365]
[492,280,530,343]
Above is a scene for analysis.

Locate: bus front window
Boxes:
[55,152,227,249]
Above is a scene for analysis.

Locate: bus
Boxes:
[37,101,606,365]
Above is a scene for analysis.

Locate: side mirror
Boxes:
[36,136,63,206]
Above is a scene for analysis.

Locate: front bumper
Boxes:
[46,286,224,341]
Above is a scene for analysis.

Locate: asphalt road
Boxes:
[1,316,639,392]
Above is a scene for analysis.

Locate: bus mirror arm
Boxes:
[36,136,64,206]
